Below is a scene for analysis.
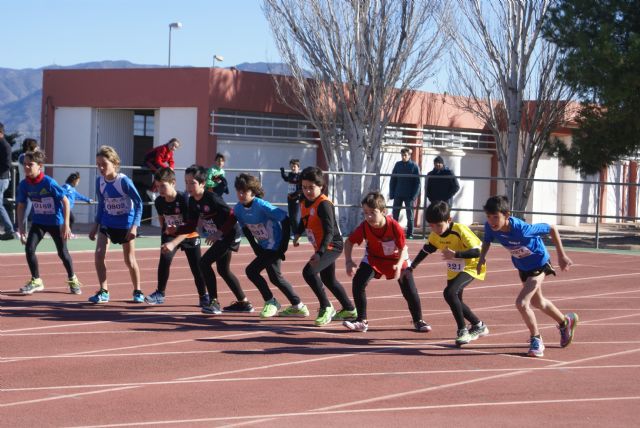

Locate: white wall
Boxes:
[155,108,198,185]
[217,139,318,207]
[52,107,96,223]
[530,156,559,224]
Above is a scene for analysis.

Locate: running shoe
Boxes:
[88,289,109,304]
[279,303,310,318]
[414,320,432,332]
[20,278,44,295]
[527,336,545,357]
[468,321,490,340]
[314,305,336,326]
[456,328,473,345]
[132,290,145,303]
[343,320,368,332]
[199,294,211,308]
[332,308,358,321]
[145,290,165,305]
[66,275,82,295]
[223,300,255,313]
[559,312,579,347]
[260,298,281,318]
[202,299,222,315]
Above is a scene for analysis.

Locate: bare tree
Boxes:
[446,0,576,212]
[263,0,447,229]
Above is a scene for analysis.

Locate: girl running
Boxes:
[234,173,309,318]
[88,145,144,304]
[292,166,356,326]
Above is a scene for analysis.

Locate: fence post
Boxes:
[595,181,601,249]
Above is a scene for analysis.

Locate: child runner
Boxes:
[280,159,302,228]
[292,166,357,326]
[183,165,252,314]
[144,167,208,306]
[62,171,93,238]
[343,191,431,332]
[234,173,309,318]
[205,153,228,196]
[477,195,578,357]
[407,201,488,346]
[88,145,144,304]
[16,150,82,295]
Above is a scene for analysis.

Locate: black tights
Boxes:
[246,249,300,304]
[200,239,245,300]
[352,263,423,323]
[444,272,480,330]
[157,241,206,296]
[26,223,74,279]
[302,250,354,310]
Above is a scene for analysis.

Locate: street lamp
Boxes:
[168,22,182,68]
[213,54,224,68]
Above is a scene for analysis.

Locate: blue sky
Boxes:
[5,0,279,69]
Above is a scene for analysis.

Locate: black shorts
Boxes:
[100,227,134,245]
[518,262,556,283]
[161,234,201,251]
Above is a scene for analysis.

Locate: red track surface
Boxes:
[1,242,639,427]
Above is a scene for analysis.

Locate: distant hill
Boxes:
[0,61,286,143]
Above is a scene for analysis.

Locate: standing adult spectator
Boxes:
[426,155,460,206]
[389,147,421,239]
[143,138,181,200]
[0,122,16,240]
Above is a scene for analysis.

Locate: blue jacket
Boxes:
[389,160,421,200]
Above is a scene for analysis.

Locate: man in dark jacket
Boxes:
[426,155,460,206]
[0,122,16,240]
[389,147,421,238]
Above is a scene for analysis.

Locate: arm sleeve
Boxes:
[455,248,481,258]
[280,168,288,181]
[389,164,398,199]
[412,164,421,199]
[316,200,336,254]
[243,226,262,254]
[523,222,551,237]
[74,189,92,203]
[450,173,460,198]
[348,222,365,245]
[411,243,437,268]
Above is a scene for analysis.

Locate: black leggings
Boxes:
[352,262,423,323]
[26,223,74,279]
[246,249,300,304]
[157,240,206,296]
[200,239,245,301]
[444,272,480,330]
[302,249,354,310]
[287,198,300,228]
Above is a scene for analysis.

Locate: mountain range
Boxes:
[0,60,288,144]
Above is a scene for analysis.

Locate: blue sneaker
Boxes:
[527,336,545,357]
[199,294,211,308]
[145,290,165,305]
[132,290,145,303]
[88,289,109,304]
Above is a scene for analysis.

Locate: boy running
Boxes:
[407,201,488,346]
[144,167,208,306]
[343,191,430,333]
[477,195,578,357]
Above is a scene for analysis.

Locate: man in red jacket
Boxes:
[144,138,181,200]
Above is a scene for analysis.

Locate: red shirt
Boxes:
[348,215,407,279]
[145,144,174,171]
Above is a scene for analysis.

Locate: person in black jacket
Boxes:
[280,159,302,228]
[389,147,421,238]
[426,156,460,206]
[0,122,16,240]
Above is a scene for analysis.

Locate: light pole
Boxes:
[168,22,182,68]
[213,54,224,68]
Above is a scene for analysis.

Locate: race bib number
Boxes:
[104,196,131,216]
[247,223,269,241]
[164,214,183,227]
[509,246,533,259]
[288,183,297,194]
[305,229,317,247]
[381,240,397,256]
[446,260,465,272]
[202,219,218,236]
[32,197,55,215]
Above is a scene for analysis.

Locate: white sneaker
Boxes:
[343,320,368,332]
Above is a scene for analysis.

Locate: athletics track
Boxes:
[1,241,639,427]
